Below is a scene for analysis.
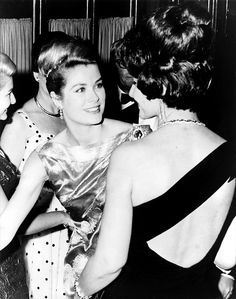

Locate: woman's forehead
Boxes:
[64,64,101,85]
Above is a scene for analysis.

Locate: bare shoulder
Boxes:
[103,118,132,136]
[109,138,144,172]
[1,111,29,138]
[22,150,47,180]
[195,127,227,156]
[203,126,226,144]
[0,111,32,166]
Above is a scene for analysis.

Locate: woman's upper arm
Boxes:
[1,113,28,168]
[94,144,134,271]
[215,216,236,270]
[0,186,8,215]
[0,151,47,235]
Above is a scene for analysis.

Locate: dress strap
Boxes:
[17,109,40,132]
[133,141,236,240]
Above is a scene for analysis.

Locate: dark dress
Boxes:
[0,148,28,299]
[102,142,236,299]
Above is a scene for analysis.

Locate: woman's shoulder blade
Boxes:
[110,139,143,170]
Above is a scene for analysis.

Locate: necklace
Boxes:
[34,97,60,118]
[158,119,205,129]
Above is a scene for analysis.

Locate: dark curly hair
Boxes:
[137,1,214,111]
[110,26,152,79]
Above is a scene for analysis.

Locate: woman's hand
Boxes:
[218,274,234,299]
[62,211,78,231]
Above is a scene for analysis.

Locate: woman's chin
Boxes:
[0,111,8,120]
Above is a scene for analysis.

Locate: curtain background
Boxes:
[48,18,91,39]
[98,17,133,62]
[0,17,132,74]
[0,18,32,73]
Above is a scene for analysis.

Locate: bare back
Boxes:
[127,125,235,268]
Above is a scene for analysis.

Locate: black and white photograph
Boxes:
[0,1,235,298]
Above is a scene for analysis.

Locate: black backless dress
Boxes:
[102,142,236,299]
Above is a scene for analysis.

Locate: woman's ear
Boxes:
[33,72,39,82]
[50,91,63,110]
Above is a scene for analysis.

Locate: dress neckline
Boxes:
[48,126,135,150]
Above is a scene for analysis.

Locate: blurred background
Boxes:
[0,0,235,141]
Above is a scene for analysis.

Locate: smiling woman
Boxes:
[0,39,151,298]
[0,54,16,120]
[0,53,29,298]
[0,76,14,120]
[49,63,106,128]
[73,3,236,299]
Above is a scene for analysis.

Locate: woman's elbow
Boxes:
[99,254,126,278]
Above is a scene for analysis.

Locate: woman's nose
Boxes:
[10,93,16,104]
[89,90,99,103]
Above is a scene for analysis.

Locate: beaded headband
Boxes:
[45,55,68,78]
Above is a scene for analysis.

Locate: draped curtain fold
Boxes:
[0,17,132,72]
[48,18,91,39]
[0,18,32,73]
[98,17,133,62]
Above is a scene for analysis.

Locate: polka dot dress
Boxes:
[17,110,70,299]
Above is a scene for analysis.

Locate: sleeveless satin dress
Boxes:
[37,124,151,297]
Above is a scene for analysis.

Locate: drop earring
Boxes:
[59,108,64,120]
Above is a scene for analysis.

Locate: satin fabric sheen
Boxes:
[37,124,151,297]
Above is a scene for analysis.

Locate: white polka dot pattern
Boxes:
[17,110,70,299]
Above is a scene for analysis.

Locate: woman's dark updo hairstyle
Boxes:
[110,25,152,78]
[46,38,100,96]
[137,1,214,111]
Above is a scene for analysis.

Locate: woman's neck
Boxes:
[36,90,59,115]
[65,122,103,146]
[158,108,199,126]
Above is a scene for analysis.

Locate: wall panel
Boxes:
[0,0,32,18]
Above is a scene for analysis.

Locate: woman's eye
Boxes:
[76,87,85,93]
[96,82,103,89]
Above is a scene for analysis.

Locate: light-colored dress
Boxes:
[37,124,151,298]
[17,110,69,299]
